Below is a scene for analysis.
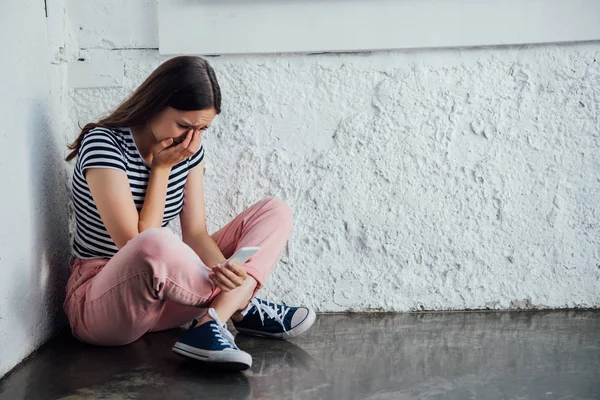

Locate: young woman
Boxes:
[63,55,316,371]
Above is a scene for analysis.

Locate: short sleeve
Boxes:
[78,128,127,173]
[188,143,205,170]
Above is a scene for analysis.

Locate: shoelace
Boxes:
[249,298,290,333]
[208,308,239,350]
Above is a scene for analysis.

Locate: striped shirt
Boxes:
[71,127,204,259]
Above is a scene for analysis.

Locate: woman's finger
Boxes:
[178,128,194,149]
[218,265,245,287]
[212,268,238,290]
[224,261,248,279]
[187,129,202,152]
[180,130,201,158]
[216,274,237,290]
[154,138,173,154]
[210,273,232,292]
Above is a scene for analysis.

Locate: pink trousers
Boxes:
[63,197,293,346]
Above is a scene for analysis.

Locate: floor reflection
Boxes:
[0,311,598,400]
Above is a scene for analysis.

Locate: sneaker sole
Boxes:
[236,309,317,339]
[172,342,252,371]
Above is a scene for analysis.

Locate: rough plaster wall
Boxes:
[66,2,600,313]
[69,44,600,313]
[0,0,72,378]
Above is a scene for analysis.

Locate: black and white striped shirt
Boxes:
[71,127,204,259]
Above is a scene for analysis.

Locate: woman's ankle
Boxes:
[199,277,258,326]
[194,314,214,327]
[231,311,244,322]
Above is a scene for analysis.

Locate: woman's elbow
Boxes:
[114,230,141,249]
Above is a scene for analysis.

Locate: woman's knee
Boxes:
[133,227,182,265]
[262,197,293,231]
[132,228,205,282]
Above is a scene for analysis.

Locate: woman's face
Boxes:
[149,106,217,144]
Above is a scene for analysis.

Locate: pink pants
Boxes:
[63,197,292,346]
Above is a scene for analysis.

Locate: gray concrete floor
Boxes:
[0,311,599,400]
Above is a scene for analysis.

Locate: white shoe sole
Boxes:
[172,342,252,370]
[236,309,317,339]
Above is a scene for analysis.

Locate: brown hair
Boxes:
[65,55,221,162]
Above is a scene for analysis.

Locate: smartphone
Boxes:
[225,246,260,266]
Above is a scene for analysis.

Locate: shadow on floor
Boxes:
[1,311,599,400]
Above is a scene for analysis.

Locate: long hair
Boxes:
[65,56,221,161]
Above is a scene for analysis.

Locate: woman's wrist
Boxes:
[138,165,170,231]
[150,163,172,174]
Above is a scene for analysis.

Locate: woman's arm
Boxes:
[181,159,249,292]
[86,168,140,249]
[87,165,172,248]
[87,166,174,249]
[87,129,201,249]
[180,160,227,267]
[137,166,170,232]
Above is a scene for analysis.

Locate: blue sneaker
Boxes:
[233,298,316,340]
[172,308,252,371]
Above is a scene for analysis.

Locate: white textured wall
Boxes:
[66,2,600,313]
[0,0,71,378]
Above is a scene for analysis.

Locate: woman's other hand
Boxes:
[152,128,201,170]
[209,260,248,292]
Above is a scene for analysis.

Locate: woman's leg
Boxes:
[195,198,315,341]
[198,197,293,324]
[170,197,293,367]
[65,227,216,346]
[148,196,292,332]
[65,196,293,345]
